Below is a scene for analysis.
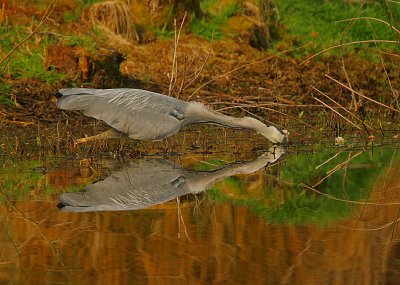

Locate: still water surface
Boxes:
[1,139,400,284]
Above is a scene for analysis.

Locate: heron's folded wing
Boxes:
[92,108,182,140]
[57,88,187,114]
[57,88,186,140]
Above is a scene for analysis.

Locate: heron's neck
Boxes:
[186,148,284,194]
[185,102,264,130]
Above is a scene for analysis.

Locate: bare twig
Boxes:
[336,16,400,35]
[314,97,363,130]
[325,74,399,112]
[0,0,57,74]
[169,12,187,97]
[313,149,364,188]
[315,150,344,169]
[302,183,400,206]
[300,40,398,65]
[311,85,373,131]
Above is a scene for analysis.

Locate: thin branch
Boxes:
[312,149,364,188]
[314,97,363,130]
[311,85,373,131]
[169,12,187,97]
[336,17,400,35]
[0,0,57,73]
[300,40,398,65]
[325,74,399,112]
[302,183,400,206]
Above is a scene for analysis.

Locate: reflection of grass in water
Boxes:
[208,187,353,225]
[0,159,90,203]
[207,148,399,226]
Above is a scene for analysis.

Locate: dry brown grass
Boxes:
[0,3,6,26]
[88,0,139,43]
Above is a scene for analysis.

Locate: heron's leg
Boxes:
[75,129,123,145]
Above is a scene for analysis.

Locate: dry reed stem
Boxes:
[169,13,187,96]
[378,54,400,110]
[314,97,363,130]
[176,196,191,241]
[302,183,400,206]
[0,119,34,126]
[0,0,56,73]
[0,3,5,26]
[315,150,344,169]
[368,28,400,112]
[179,52,210,96]
[313,149,364,188]
[311,85,373,131]
[340,218,400,232]
[325,74,399,112]
[300,40,398,65]
[0,189,56,250]
[337,4,365,112]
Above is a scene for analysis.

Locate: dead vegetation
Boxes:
[86,0,139,43]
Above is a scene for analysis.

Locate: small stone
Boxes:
[335,136,345,146]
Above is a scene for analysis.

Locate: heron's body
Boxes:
[57,88,286,143]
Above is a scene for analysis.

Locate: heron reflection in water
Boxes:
[58,146,285,212]
[56,88,288,144]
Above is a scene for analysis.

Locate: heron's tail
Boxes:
[54,91,64,99]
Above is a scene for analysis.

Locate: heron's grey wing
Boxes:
[59,159,191,212]
[95,105,182,140]
[57,88,187,140]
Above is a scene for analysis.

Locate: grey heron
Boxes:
[56,88,287,144]
[58,146,285,212]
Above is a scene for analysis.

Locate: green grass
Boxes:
[0,24,65,83]
[0,95,13,106]
[149,25,175,40]
[0,84,13,106]
[274,0,400,57]
[65,34,99,53]
[190,0,242,40]
[0,19,104,83]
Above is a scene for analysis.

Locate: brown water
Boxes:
[1,140,400,285]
